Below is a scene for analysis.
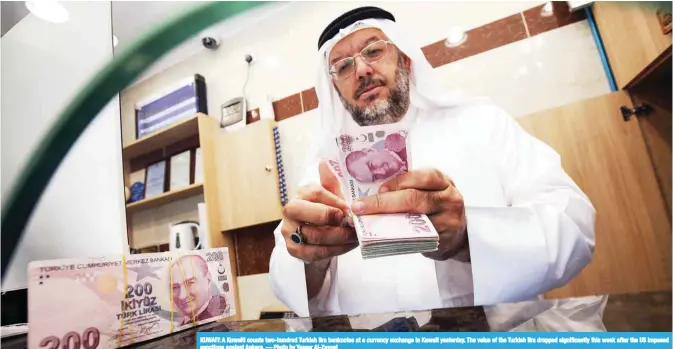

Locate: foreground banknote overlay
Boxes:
[28,248,235,349]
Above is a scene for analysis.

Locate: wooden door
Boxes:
[516,91,672,298]
[215,120,283,231]
[627,56,672,219]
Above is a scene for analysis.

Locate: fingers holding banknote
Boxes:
[351,168,460,216]
[281,184,358,263]
[350,168,469,261]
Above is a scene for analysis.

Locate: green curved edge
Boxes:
[1,1,267,278]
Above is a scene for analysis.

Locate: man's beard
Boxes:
[338,54,411,126]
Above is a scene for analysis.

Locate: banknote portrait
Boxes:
[344,132,408,184]
[28,248,235,348]
[170,254,228,326]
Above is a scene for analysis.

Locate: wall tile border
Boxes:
[301,88,319,112]
[422,13,528,68]
[246,107,260,124]
[272,93,303,121]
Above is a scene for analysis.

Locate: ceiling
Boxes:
[111,1,297,87]
[111,1,204,51]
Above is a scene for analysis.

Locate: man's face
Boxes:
[328,28,411,126]
[171,259,210,316]
[346,149,405,183]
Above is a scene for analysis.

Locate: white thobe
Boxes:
[268,102,596,318]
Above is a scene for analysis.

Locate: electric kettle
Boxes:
[168,221,203,251]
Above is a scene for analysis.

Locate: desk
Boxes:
[3,291,669,349]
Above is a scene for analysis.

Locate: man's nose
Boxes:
[354,55,373,80]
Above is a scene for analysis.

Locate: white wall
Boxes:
[1,1,127,291]
[118,1,546,145]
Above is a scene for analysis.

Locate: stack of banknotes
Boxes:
[331,124,439,259]
[28,248,235,349]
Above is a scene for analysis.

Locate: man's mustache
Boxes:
[354,78,386,100]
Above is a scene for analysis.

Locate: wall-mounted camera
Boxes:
[201,36,220,50]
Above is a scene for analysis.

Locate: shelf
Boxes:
[123,114,205,160]
[126,182,203,214]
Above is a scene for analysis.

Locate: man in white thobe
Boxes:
[268,6,596,318]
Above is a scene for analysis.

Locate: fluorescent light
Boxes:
[25,0,69,24]
[113,35,119,47]
[445,27,467,48]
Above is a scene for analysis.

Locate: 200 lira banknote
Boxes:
[330,124,439,259]
[28,248,235,349]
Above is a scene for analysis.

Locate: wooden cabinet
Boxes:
[123,115,204,249]
[214,120,284,231]
[516,91,672,299]
[593,1,672,89]
[627,57,672,217]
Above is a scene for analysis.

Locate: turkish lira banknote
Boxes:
[330,123,439,259]
[28,248,235,349]
[335,123,410,200]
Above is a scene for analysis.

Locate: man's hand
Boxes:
[350,168,470,262]
[280,161,359,263]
